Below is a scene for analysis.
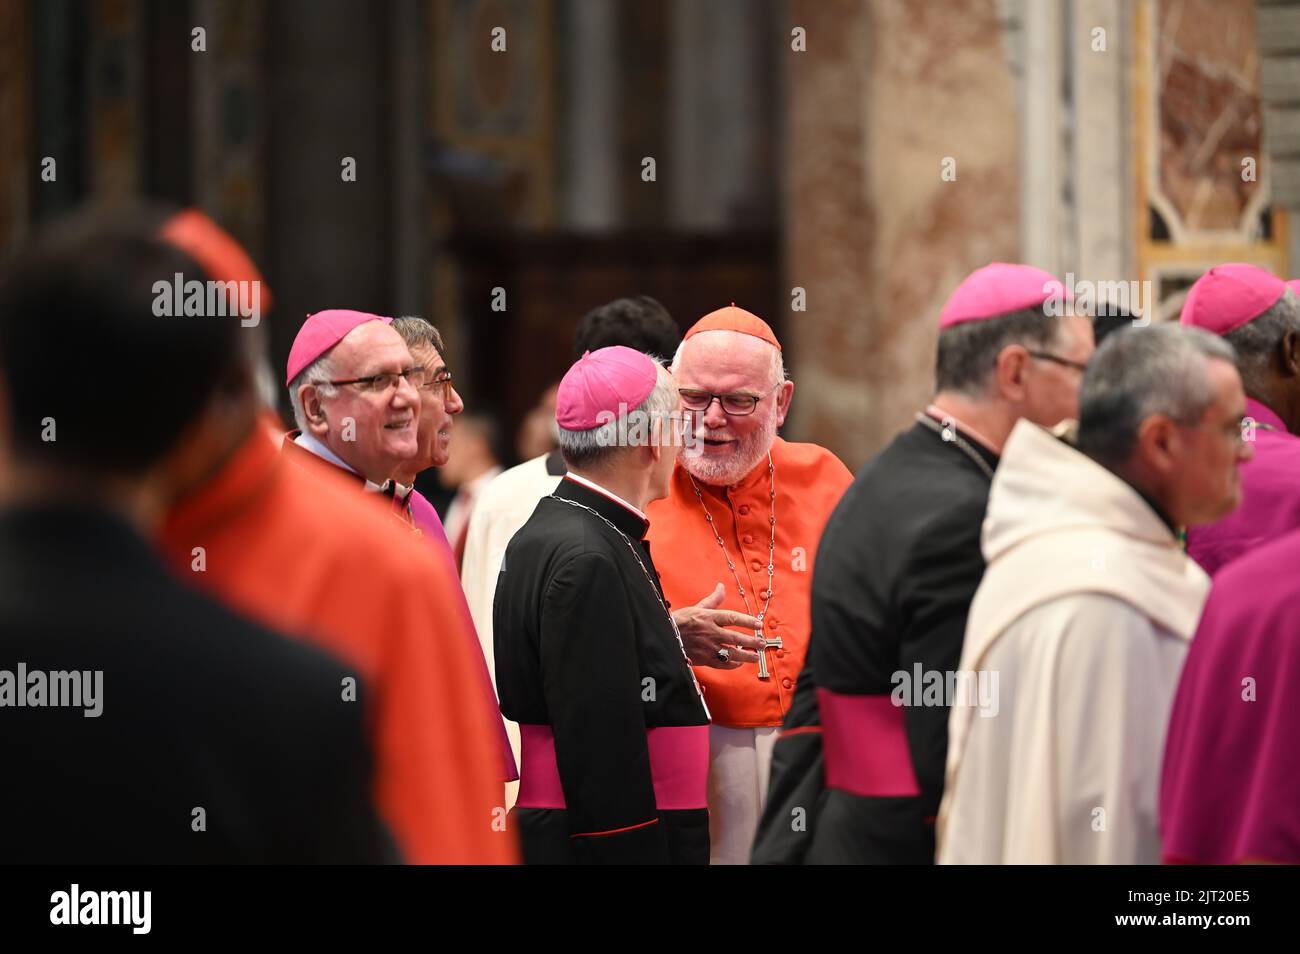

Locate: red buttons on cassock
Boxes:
[739,505,750,516]
[760,590,770,600]
[781,677,793,689]
[751,560,762,572]
[743,533,754,544]
[776,649,786,658]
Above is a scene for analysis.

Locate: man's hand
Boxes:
[672,583,766,670]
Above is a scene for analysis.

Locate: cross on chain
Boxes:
[756,631,783,680]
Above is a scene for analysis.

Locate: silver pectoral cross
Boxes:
[756,631,784,680]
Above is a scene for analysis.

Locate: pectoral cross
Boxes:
[756,631,783,680]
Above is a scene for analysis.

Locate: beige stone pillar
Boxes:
[784,0,1021,467]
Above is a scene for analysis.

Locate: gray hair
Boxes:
[1221,289,1300,380]
[288,353,338,432]
[558,363,678,469]
[391,315,445,355]
[935,306,1064,396]
[1077,323,1237,467]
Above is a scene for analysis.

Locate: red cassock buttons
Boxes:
[738,505,750,516]
[781,677,793,690]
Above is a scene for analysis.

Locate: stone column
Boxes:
[784,0,1020,467]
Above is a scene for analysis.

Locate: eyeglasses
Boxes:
[1027,350,1090,373]
[327,366,428,393]
[678,384,780,416]
[420,368,455,399]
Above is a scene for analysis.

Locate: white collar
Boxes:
[564,472,647,521]
[294,431,392,494]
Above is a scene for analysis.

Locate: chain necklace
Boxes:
[551,495,708,712]
[915,412,995,482]
[688,454,779,678]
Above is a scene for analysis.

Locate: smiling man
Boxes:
[645,305,853,864]
[390,316,463,547]
[284,310,424,529]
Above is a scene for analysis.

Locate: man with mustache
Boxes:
[644,306,853,864]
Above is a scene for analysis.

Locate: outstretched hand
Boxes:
[672,583,766,670]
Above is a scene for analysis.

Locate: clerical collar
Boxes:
[293,430,392,494]
[558,473,651,541]
[563,472,647,522]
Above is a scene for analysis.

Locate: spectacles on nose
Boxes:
[678,384,780,417]
[327,366,427,393]
[420,368,455,400]
[1027,350,1090,373]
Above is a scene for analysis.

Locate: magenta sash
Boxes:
[516,724,709,811]
[817,689,921,798]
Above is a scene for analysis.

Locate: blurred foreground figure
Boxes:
[1179,264,1300,575]
[495,348,709,864]
[646,305,853,865]
[461,296,683,808]
[940,324,1250,864]
[156,212,515,863]
[1160,524,1300,864]
[756,263,1093,864]
[0,207,392,862]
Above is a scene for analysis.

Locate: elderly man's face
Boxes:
[314,322,420,483]
[1170,358,1252,526]
[675,330,792,486]
[408,342,463,470]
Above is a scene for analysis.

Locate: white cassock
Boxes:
[460,452,563,809]
[937,420,1209,865]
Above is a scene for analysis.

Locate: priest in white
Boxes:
[938,324,1251,864]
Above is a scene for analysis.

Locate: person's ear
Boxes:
[1279,330,1300,378]
[1135,414,1181,476]
[300,384,329,437]
[774,380,794,427]
[994,345,1032,402]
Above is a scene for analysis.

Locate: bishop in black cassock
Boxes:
[494,346,710,864]
[754,262,1093,864]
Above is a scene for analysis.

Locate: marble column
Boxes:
[784,0,1021,467]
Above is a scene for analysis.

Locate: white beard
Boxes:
[683,416,777,486]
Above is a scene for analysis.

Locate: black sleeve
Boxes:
[541,552,669,864]
[752,661,826,865]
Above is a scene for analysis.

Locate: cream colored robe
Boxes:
[937,420,1210,865]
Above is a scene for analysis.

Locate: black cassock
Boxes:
[494,476,710,864]
[753,418,996,864]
